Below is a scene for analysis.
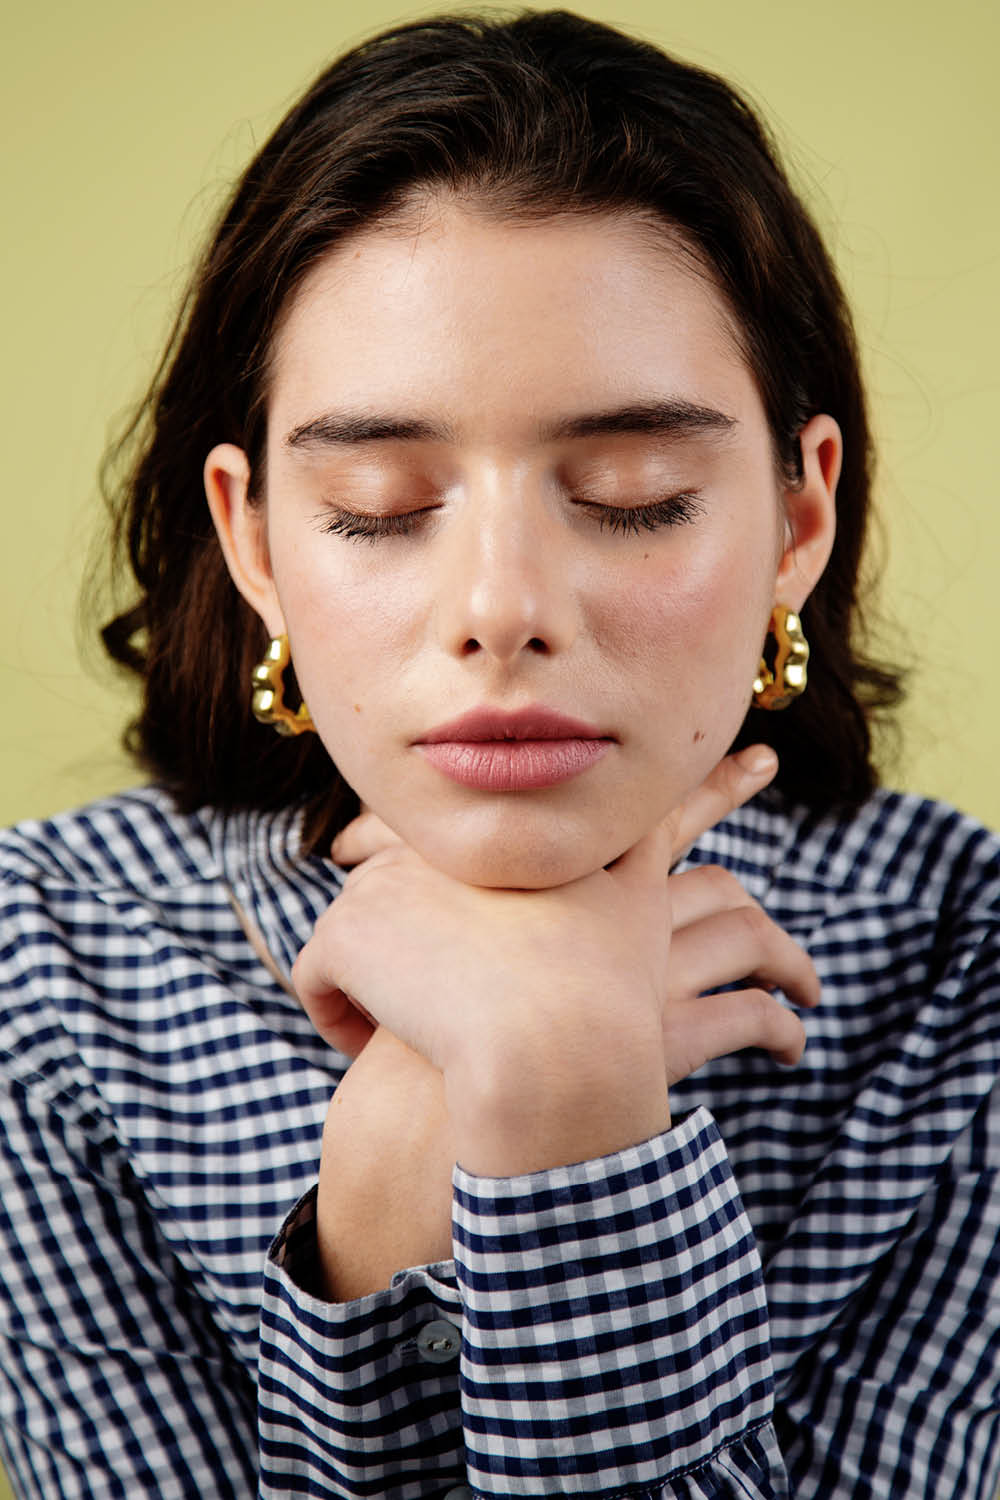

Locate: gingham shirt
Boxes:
[0,785,997,1500]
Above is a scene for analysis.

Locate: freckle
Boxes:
[693,728,705,743]
[353,703,362,713]
[643,553,650,561]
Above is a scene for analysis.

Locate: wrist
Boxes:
[445,1020,671,1177]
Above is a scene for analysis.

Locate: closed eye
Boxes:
[577,492,705,536]
[312,506,438,543]
[313,490,704,544]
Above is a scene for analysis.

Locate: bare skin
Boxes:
[303,746,819,1301]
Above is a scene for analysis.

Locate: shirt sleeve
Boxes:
[260,1191,468,1497]
[0,1070,260,1499]
[260,1079,1000,1500]
[259,1107,786,1499]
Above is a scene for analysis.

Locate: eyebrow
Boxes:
[540,399,738,443]
[285,413,453,449]
[283,398,737,451]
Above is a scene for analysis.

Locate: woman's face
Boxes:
[208,198,838,887]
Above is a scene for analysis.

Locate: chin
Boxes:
[432,850,599,890]
[404,815,627,890]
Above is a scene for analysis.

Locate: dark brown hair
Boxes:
[99,8,903,851]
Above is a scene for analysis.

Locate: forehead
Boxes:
[267,200,756,438]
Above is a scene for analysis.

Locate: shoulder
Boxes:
[730,790,999,1070]
[784,788,999,920]
[714,787,1000,923]
[0,784,220,899]
[0,788,239,1100]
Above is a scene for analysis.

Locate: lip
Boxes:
[414,704,614,791]
[417,704,610,744]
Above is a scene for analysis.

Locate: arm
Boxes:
[0,1069,259,1499]
[274,776,1000,1498]
[263,920,1000,1500]
[301,746,797,1301]
[255,751,810,1496]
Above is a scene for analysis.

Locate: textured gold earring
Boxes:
[251,635,316,736]
[752,605,809,711]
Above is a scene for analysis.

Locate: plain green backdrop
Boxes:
[2,0,999,835]
[0,0,998,1493]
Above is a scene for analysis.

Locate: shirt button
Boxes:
[417,1318,461,1363]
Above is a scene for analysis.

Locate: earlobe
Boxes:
[774,413,841,609]
[203,443,286,637]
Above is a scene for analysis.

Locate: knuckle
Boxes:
[701,864,747,904]
[735,902,771,941]
[749,986,776,1029]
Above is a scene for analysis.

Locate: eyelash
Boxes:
[315,509,432,543]
[583,493,704,535]
[314,492,703,544]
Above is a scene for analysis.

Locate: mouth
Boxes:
[414,704,615,791]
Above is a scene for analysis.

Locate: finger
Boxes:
[292,941,377,1057]
[331,810,403,868]
[671,744,778,864]
[663,988,808,1082]
[668,864,758,930]
[307,989,376,1058]
[322,1003,377,1059]
[668,903,820,1010]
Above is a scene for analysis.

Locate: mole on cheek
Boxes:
[693,728,705,743]
[353,704,362,713]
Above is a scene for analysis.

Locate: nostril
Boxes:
[457,634,550,658]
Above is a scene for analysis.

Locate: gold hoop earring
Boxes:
[251,635,316,736]
[752,605,809,711]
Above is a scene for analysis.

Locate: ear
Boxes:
[774,413,841,611]
[203,443,286,638]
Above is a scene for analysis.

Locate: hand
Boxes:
[308,744,812,1295]
[302,820,676,1173]
[295,744,816,1176]
[662,862,817,1083]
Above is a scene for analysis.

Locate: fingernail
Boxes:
[737,745,778,778]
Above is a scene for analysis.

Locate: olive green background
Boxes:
[0,0,997,1483]
[2,0,999,845]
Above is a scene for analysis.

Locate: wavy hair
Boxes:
[98,9,903,851]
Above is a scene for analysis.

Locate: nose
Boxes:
[434,479,579,665]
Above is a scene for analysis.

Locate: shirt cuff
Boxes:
[452,1106,775,1496]
[259,1188,469,1498]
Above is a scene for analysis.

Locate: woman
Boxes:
[0,11,997,1498]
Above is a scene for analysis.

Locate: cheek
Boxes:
[611,540,769,674]
[272,551,423,768]
[606,541,772,752]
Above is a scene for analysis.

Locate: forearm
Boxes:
[314,996,673,1296]
[262,1102,786,1499]
[316,1028,455,1300]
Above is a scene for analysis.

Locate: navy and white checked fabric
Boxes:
[0,783,997,1498]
